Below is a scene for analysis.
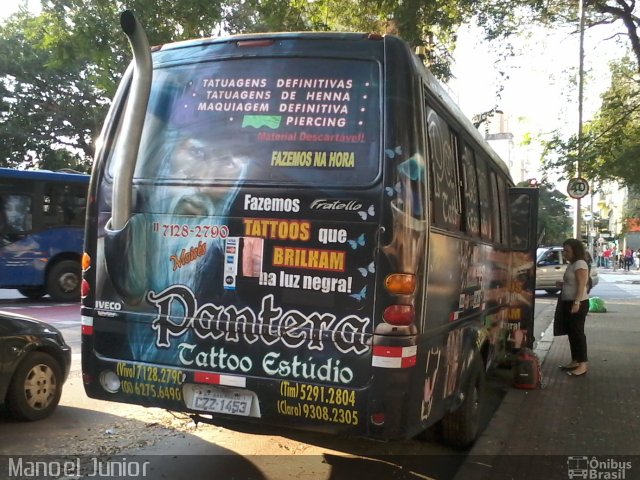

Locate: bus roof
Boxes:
[0,168,89,183]
[156,31,378,52]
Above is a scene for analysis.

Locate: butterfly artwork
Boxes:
[350,285,367,301]
[347,233,366,250]
[358,205,375,220]
[385,182,401,197]
[385,146,402,159]
[358,261,375,277]
[398,155,425,181]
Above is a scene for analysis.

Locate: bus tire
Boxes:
[441,356,485,449]
[18,287,46,300]
[6,352,63,421]
[47,260,81,302]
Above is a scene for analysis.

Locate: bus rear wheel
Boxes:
[441,356,485,449]
[47,260,81,302]
[18,287,46,300]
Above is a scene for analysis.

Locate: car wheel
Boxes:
[18,287,46,300]
[6,352,63,421]
[544,289,560,295]
[441,355,485,448]
[47,260,81,302]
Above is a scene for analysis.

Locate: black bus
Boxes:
[81,12,538,447]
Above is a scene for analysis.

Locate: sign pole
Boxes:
[576,0,586,240]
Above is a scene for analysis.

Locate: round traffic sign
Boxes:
[567,177,589,199]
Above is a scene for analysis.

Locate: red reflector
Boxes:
[82,324,94,335]
[383,305,414,326]
[82,373,94,385]
[81,279,90,298]
[194,371,221,385]
[371,412,385,426]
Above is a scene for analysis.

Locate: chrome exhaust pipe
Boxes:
[112,10,152,230]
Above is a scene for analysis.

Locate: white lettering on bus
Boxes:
[201,78,268,88]
[262,352,354,384]
[95,300,122,311]
[147,286,370,355]
[177,343,253,372]
[275,78,353,89]
[243,194,300,212]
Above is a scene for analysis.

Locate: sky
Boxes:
[448,19,624,185]
[2,0,39,18]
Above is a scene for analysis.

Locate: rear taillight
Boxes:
[382,305,414,326]
[383,273,416,325]
[81,252,91,298]
[385,274,416,294]
[82,252,91,270]
[370,412,385,426]
[81,279,90,298]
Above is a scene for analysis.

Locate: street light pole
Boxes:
[575,0,586,240]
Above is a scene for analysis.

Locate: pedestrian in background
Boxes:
[553,238,589,377]
[635,249,640,270]
[602,247,611,268]
[625,247,633,271]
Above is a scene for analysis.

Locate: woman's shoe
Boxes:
[559,364,578,370]
[566,370,587,377]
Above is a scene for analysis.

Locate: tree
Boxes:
[0,0,505,169]
[0,12,101,170]
[471,1,640,73]
[0,0,227,170]
[6,0,634,171]
[542,57,640,189]
[517,180,573,245]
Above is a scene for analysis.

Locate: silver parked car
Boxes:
[536,246,599,295]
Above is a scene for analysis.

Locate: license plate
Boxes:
[191,387,253,416]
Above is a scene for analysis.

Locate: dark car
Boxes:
[0,311,71,420]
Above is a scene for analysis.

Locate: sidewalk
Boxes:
[454,297,640,480]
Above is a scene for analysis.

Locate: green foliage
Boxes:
[0,0,509,170]
[517,181,573,245]
[3,0,637,172]
[0,11,107,170]
[0,0,226,170]
[542,57,640,189]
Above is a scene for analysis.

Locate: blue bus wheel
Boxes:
[46,260,81,302]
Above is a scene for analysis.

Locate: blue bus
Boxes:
[0,168,89,301]
[81,11,538,447]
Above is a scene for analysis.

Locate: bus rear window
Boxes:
[131,57,381,186]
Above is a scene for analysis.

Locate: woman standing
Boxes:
[555,238,590,376]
